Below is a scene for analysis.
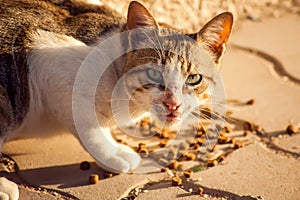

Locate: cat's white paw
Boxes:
[0,177,19,200]
[95,144,141,173]
[116,144,141,170]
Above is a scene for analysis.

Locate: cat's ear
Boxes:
[127,1,158,49]
[190,12,233,65]
[127,1,158,30]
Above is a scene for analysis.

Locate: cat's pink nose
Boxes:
[163,101,181,111]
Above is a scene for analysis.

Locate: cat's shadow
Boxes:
[18,162,109,189]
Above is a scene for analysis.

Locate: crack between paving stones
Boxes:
[121,177,262,200]
[256,132,300,160]
[230,43,300,87]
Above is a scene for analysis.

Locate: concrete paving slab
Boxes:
[192,143,300,200]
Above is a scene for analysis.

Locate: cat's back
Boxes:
[0,0,125,135]
[0,0,125,52]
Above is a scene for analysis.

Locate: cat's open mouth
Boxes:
[165,113,182,122]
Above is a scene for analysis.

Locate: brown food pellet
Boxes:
[103,173,113,178]
[184,170,193,178]
[191,143,201,150]
[233,141,244,149]
[89,174,99,184]
[140,117,151,127]
[196,138,205,145]
[80,161,91,170]
[168,160,179,169]
[161,131,169,139]
[159,139,168,147]
[217,154,226,162]
[172,176,182,186]
[116,139,122,143]
[286,124,298,135]
[246,99,255,105]
[218,135,231,144]
[207,160,218,167]
[138,142,146,149]
[243,121,254,131]
[161,167,169,172]
[244,130,251,136]
[226,111,233,116]
[168,132,177,139]
[138,148,149,158]
[198,187,204,195]
[254,125,263,133]
[184,152,197,161]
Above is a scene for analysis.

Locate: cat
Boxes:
[0,0,233,199]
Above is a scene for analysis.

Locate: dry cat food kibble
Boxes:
[80,161,91,170]
[198,187,204,195]
[196,138,205,145]
[89,174,99,184]
[246,99,255,105]
[207,159,218,167]
[172,176,182,186]
[254,125,263,133]
[140,117,151,127]
[183,170,193,178]
[233,141,244,149]
[168,160,179,169]
[103,173,113,178]
[161,167,169,172]
[184,152,197,161]
[159,139,168,147]
[138,148,149,158]
[286,124,298,135]
[243,121,254,131]
[217,135,231,144]
[244,130,251,136]
[138,142,146,149]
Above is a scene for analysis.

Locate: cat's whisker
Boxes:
[189,112,218,150]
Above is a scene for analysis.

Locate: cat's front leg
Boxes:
[78,127,140,173]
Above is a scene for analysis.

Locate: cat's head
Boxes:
[121,1,233,129]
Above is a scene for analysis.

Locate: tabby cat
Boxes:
[0,0,233,199]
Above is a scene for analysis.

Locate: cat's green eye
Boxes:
[186,74,203,86]
[146,68,163,83]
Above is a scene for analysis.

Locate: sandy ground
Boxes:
[1,1,300,200]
